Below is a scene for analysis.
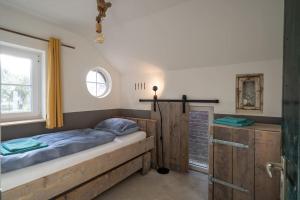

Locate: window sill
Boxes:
[1,119,46,127]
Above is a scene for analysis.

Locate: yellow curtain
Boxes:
[46,38,63,129]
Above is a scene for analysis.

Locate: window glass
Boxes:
[0,43,44,122]
[1,54,33,113]
[86,68,111,98]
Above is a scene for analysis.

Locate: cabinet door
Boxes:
[255,130,281,200]
[231,128,255,200]
[212,126,233,200]
[210,126,254,200]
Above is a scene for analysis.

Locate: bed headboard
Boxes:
[120,117,157,169]
[120,117,157,138]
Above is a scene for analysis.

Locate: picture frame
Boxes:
[236,74,264,113]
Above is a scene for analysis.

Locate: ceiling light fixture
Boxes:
[96,0,112,44]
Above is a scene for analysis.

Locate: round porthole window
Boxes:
[86,68,112,98]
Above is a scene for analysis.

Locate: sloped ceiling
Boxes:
[0,0,284,73]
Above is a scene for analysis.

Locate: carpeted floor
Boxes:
[95,170,208,200]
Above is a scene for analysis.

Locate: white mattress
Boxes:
[1,131,146,191]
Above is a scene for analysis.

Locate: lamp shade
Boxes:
[96,33,105,43]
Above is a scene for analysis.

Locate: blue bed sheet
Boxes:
[1,129,116,173]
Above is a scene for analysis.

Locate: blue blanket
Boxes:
[1,129,116,173]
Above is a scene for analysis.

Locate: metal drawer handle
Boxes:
[209,136,249,149]
[209,175,249,193]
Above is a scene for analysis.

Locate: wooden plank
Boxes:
[232,128,254,200]
[117,117,157,134]
[255,130,281,200]
[142,152,151,175]
[126,117,157,168]
[208,126,214,200]
[54,156,143,200]
[137,119,147,132]
[151,102,170,168]
[3,136,154,200]
[146,120,157,168]
[169,102,181,171]
[116,116,157,168]
[213,126,233,200]
[161,102,171,169]
[180,103,189,172]
[213,123,281,132]
[251,123,281,132]
[150,105,162,167]
[121,117,157,124]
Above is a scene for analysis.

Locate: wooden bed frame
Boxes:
[2,117,156,200]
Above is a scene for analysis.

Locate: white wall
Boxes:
[100,0,284,73]
[115,0,284,117]
[0,4,121,113]
[121,59,282,117]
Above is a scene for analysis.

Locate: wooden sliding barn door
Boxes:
[151,102,189,172]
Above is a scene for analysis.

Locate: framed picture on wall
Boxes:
[236,74,264,113]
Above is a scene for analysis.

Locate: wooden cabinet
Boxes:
[254,129,281,200]
[209,123,281,200]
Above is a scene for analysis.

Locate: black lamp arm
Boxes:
[182,95,187,113]
[153,95,157,112]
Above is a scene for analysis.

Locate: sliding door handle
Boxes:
[266,162,283,178]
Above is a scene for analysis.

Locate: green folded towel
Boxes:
[214,117,255,127]
[1,138,48,156]
[214,119,254,127]
[1,142,48,156]
[2,138,42,152]
[215,116,248,124]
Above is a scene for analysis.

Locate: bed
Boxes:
[1,117,156,200]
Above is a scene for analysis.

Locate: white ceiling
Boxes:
[0,0,284,73]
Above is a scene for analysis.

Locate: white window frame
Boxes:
[86,67,112,98]
[0,42,45,123]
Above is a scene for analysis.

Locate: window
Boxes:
[86,68,111,98]
[0,43,44,122]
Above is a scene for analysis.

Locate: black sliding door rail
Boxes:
[139,99,219,103]
[139,95,219,113]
